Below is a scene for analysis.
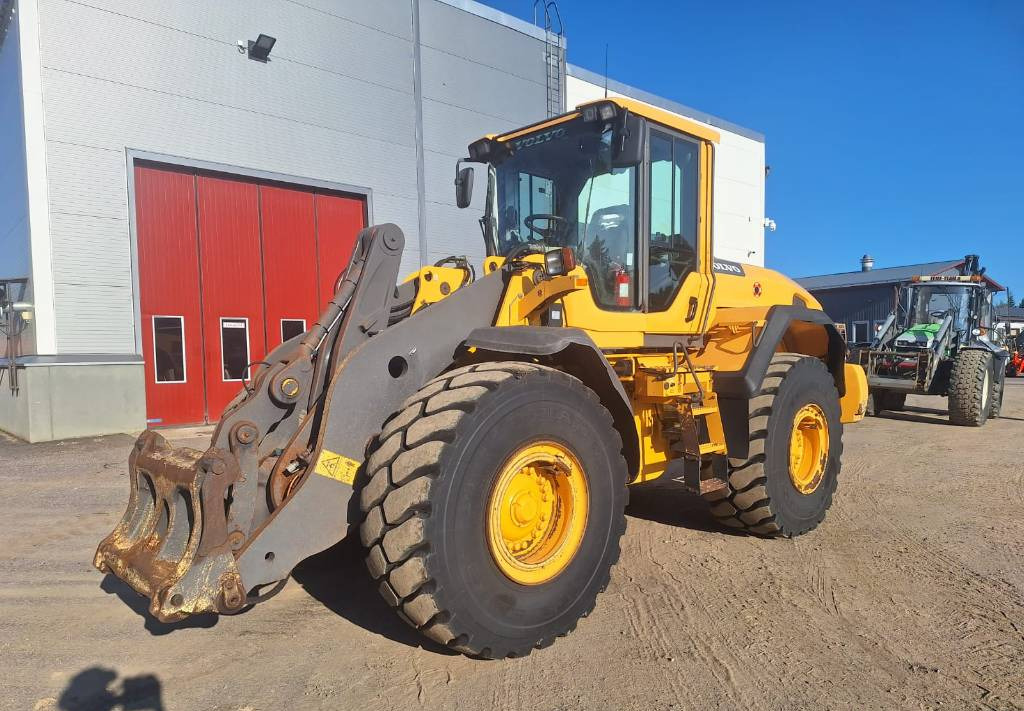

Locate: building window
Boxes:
[281,319,306,342]
[851,320,870,344]
[152,316,186,383]
[220,317,250,381]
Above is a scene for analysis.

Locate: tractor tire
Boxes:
[991,372,1004,419]
[358,362,628,659]
[701,354,842,537]
[948,350,994,426]
[868,389,904,415]
[886,392,907,411]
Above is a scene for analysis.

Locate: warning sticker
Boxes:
[313,449,360,486]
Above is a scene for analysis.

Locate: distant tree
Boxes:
[1007,288,1017,309]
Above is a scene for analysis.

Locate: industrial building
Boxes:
[798,255,1005,344]
[0,0,767,441]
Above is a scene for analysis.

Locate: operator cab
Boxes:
[457,99,712,319]
[896,279,995,349]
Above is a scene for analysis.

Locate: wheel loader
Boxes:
[853,255,1009,426]
[95,97,868,658]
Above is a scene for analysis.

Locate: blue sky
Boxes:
[485,0,1024,298]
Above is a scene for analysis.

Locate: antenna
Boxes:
[604,44,609,98]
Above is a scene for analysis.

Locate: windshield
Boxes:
[909,284,974,332]
[490,118,638,309]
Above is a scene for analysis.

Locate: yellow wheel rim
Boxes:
[487,441,588,585]
[789,404,830,495]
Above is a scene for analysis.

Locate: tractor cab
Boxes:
[888,280,992,351]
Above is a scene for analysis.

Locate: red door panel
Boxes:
[134,165,205,426]
[260,185,319,350]
[196,175,265,418]
[314,193,365,309]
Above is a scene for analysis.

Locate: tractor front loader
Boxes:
[854,255,1009,426]
[97,98,868,658]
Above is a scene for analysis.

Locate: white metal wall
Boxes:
[565,71,766,266]
[31,0,549,355]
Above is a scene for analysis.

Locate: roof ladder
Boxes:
[534,1,564,117]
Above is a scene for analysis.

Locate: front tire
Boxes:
[359,362,628,658]
[948,350,994,426]
[702,354,842,537]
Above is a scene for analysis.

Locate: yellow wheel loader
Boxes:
[96,98,868,658]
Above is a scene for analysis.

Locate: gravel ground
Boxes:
[2,382,1023,711]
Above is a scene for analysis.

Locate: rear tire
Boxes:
[702,354,842,537]
[358,362,628,659]
[948,350,993,426]
[868,389,905,415]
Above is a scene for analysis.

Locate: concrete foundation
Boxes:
[0,358,145,442]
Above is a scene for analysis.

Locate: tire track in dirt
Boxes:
[850,484,1024,710]
[626,530,787,709]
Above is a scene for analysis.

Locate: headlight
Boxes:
[544,247,577,277]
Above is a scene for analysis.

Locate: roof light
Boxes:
[582,101,617,122]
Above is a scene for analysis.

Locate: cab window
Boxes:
[648,131,699,311]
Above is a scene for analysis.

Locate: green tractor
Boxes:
[854,255,1009,426]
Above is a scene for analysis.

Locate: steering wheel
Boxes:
[929,310,948,319]
[524,214,569,243]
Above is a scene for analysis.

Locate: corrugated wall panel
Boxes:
[35,0,551,354]
[53,283,136,353]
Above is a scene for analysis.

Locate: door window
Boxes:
[281,319,306,342]
[220,318,250,381]
[648,131,700,311]
[577,166,637,309]
[152,316,186,383]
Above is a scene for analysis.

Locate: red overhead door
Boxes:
[135,165,206,426]
[315,193,364,310]
[196,175,266,419]
[134,163,367,426]
[260,185,319,351]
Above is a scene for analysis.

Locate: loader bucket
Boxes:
[94,430,247,622]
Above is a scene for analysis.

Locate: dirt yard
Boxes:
[3,383,1023,711]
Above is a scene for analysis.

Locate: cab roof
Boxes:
[490,96,721,145]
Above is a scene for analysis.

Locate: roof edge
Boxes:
[567,63,764,143]
[434,0,563,45]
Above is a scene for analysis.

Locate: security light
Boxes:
[247,33,276,62]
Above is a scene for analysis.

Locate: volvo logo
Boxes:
[712,260,746,276]
[510,127,567,151]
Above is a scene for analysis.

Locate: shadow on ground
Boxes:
[626,478,745,535]
[58,666,165,711]
[100,576,218,635]
[292,534,457,655]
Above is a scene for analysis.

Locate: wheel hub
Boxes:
[487,442,588,585]
[789,404,830,495]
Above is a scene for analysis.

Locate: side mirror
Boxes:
[612,112,647,168]
[455,166,474,208]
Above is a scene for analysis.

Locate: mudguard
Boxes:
[462,326,639,477]
[714,303,848,461]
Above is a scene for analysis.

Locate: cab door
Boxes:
[640,128,713,334]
